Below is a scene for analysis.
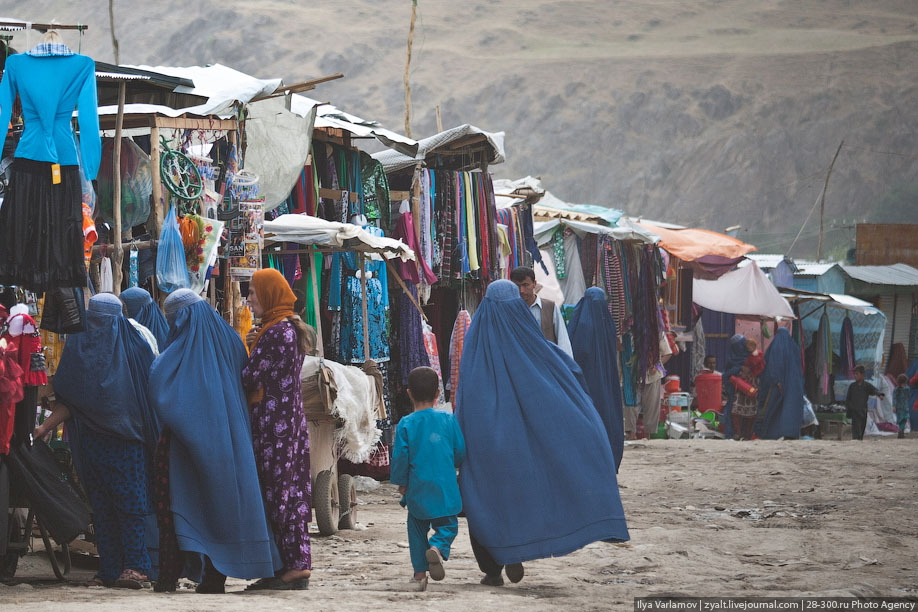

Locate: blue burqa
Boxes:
[455,280,629,565]
[722,334,749,439]
[149,294,281,579]
[755,328,805,439]
[567,287,625,471]
[120,287,169,348]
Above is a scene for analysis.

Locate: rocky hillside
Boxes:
[8,0,918,257]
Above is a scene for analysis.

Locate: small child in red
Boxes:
[744,338,765,377]
[732,339,764,439]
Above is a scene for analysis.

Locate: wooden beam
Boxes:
[384,259,428,322]
[389,190,410,201]
[1,21,88,31]
[112,82,126,295]
[250,73,344,101]
[153,116,238,131]
[318,187,358,203]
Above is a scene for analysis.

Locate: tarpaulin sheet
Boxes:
[693,261,795,318]
[637,222,756,261]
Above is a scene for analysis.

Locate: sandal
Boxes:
[113,569,149,590]
[244,576,309,591]
[85,575,108,587]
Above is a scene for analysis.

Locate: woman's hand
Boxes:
[246,326,260,348]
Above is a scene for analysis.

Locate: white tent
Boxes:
[693,260,795,318]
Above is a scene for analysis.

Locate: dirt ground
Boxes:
[3,436,917,611]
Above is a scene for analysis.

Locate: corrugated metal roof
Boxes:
[96,72,151,81]
[840,263,918,286]
[746,254,786,270]
[794,261,838,276]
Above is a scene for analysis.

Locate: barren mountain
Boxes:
[8,0,918,257]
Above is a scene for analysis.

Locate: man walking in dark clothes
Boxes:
[845,365,885,440]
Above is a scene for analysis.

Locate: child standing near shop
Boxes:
[391,367,466,591]
[893,374,910,439]
[845,365,884,441]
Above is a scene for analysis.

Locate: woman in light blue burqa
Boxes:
[455,280,629,587]
[148,289,281,593]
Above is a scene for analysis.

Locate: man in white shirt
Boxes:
[624,329,673,439]
[509,267,573,358]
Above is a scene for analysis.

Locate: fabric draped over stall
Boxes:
[455,280,628,565]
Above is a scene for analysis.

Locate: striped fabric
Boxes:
[448,309,472,394]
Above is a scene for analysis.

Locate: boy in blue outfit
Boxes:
[391,367,466,591]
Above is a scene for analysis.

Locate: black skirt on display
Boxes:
[0,158,86,292]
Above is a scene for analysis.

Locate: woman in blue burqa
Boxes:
[148,289,281,593]
[38,293,159,588]
[567,287,625,470]
[455,280,629,587]
[120,287,169,349]
[755,328,805,439]
[722,334,749,439]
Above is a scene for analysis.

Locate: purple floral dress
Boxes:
[241,321,311,571]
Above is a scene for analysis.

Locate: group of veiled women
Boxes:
[37,268,312,591]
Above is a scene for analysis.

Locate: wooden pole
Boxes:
[149,125,163,238]
[108,0,120,65]
[384,258,427,322]
[360,254,370,362]
[111,81,126,295]
[816,140,844,261]
[436,104,442,133]
[309,247,324,358]
[403,0,418,138]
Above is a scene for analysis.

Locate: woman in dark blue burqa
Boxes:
[456,280,629,587]
[567,287,625,470]
[148,289,281,593]
[722,334,749,439]
[42,293,159,588]
[121,287,169,349]
[755,328,805,439]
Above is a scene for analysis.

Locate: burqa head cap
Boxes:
[163,289,203,323]
[89,293,125,316]
[485,279,523,302]
[120,287,153,316]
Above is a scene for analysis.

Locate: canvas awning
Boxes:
[264,215,415,261]
[636,221,757,261]
[534,218,659,245]
[372,124,505,173]
[693,260,795,318]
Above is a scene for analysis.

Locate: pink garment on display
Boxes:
[392,211,438,285]
[449,310,472,395]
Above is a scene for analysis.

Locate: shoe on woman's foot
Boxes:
[505,563,524,583]
[113,569,149,590]
[480,574,504,587]
[425,547,446,581]
[154,579,177,593]
[410,575,428,591]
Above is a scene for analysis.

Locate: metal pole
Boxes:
[111,81,126,295]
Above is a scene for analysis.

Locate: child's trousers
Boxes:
[407,514,458,573]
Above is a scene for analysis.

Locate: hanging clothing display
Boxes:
[360,152,390,229]
[0,44,100,292]
[448,310,471,395]
[328,242,390,364]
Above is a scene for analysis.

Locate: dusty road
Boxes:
[3,437,917,611]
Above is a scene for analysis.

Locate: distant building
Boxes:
[855,224,918,268]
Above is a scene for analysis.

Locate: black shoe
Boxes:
[154,580,177,593]
[195,582,225,594]
[480,574,504,587]
[505,563,524,583]
[244,576,309,591]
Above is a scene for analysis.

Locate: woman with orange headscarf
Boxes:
[242,268,314,590]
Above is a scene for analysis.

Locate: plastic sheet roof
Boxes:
[840,263,918,286]
[636,221,757,262]
[372,124,505,173]
[693,260,795,318]
[534,218,658,245]
[264,215,415,261]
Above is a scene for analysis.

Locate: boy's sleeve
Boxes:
[866,382,879,397]
[844,383,853,417]
[390,422,409,486]
[452,416,467,468]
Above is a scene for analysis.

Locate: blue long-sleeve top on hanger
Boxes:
[0,49,101,178]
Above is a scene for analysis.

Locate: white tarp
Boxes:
[493,175,545,209]
[243,97,317,212]
[264,214,415,262]
[289,95,418,156]
[534,218,658,245]
[372,124,505,173]
[693,260,795,318]
[97,64,282,118]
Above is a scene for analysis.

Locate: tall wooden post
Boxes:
[149,124,163,237]
[360,253,370,362]
[111,82,126,295]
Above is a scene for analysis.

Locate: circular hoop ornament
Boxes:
[161,141,204,201]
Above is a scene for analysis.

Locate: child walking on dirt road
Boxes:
[391,367,467,591]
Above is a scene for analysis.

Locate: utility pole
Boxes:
[436,103,442,133]
[109,0,120,64]
[816,140,844,261]
[403,0,418,138]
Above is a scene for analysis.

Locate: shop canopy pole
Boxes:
[384,258,428,323]
[149,124,163,238]
[111,81,127,295]
[361,253,370,362]
[309,246,325,358]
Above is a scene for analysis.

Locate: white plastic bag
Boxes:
[99,256,114,292]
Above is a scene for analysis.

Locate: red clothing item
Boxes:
[744,351,765,377]
[0,341,25,454]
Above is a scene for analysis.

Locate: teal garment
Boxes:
[0,52,101,178]
[391,408,466,521]
[894,387,910,426]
